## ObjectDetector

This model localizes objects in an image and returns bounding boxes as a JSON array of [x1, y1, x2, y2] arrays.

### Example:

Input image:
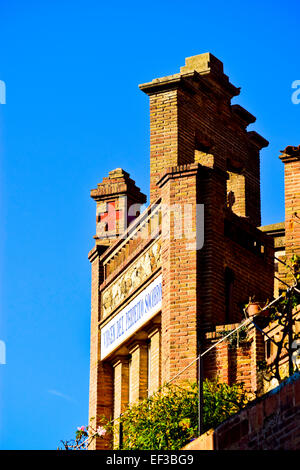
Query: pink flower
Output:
[[77, 425, 85, 432], [97, 426, 106, 437]]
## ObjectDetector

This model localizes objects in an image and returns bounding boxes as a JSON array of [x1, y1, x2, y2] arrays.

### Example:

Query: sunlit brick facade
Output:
[[88, 53, 279, 449]]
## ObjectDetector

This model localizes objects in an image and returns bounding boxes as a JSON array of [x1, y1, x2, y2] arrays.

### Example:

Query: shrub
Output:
[[109, 379, 250, 450]]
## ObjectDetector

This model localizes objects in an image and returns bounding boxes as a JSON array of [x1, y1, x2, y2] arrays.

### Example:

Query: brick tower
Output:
[[139, 53, 273, 332], [88, 53, 274, 449], [280, 146, 300, 260], [277, 145, 300, 287]]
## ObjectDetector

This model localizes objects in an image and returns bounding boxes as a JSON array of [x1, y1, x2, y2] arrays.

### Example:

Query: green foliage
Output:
[[218, 326, 249, 348], [107, 380, 250, 450]]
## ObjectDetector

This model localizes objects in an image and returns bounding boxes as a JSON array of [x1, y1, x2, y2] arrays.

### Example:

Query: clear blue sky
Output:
[[0, 0, 299, 450]]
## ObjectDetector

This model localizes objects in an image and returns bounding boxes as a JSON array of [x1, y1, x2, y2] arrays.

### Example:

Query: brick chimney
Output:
[[140, 52, 268, 226], [90, 168, 146, 246], [280, 145, 300, 261]]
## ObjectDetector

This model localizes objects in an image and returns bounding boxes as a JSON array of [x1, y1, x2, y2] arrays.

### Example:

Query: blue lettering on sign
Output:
[[126, 299, 145, 331], [145, 284, 162, 313], [116, 316, 124, 339], [103, 324, 116, 349], [102, 278, 162, 356]]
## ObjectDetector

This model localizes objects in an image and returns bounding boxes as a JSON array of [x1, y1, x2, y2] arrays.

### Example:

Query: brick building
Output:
[[261, 145, 300, 295], [86, 53, 289, 449]]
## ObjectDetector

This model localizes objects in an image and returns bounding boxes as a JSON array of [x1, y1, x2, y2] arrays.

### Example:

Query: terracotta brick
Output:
[[212, 374, 300, 450], [88, 53, 277, 449], [128, 342, 148, 404]]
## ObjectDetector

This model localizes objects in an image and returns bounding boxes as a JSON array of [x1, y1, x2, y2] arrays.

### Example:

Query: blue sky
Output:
[[0, 0, 299, 450]]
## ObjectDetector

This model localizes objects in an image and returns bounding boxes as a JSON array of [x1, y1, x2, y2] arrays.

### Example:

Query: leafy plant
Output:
[[218, 326, 249, 349], [107, 380, 250, 450], [61, 380, 250, 451]]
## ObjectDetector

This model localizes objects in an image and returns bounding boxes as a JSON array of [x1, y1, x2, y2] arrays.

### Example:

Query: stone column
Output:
[[112, 356, 129, 448], [148, 327, 161, 395], [128, 342, 148, 404]]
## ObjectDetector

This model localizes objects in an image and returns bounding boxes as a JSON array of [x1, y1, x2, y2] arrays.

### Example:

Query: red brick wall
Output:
[[197, 172, 274, 329], [203, 323, 265, 394], [148, 91, 180, 202], [158, 164, 199, 383], [284, 158, 300, 260], [278, 148, 300, 287], [88, 246, 114, 449], [141, 55, 273, 329], [223, 213, 274, 325], [216, 373, 300, 449], [88, 55, 276, 450], [184, 372, 300, 450]]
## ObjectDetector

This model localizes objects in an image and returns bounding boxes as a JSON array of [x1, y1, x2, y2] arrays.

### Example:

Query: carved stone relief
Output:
[[102, 239, 161, 318]]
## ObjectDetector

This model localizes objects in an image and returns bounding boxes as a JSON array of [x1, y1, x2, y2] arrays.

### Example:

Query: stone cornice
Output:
[[247, 131, 269, 150], [88, 244, 108, 263], [156, 163, 201, 188], [279, 145, 300, 164], [139, 53, 240, 100]]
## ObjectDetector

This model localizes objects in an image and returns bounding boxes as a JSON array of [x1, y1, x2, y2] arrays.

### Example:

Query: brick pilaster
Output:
[[280, 146, 300, 267], [88, 246, 113, 449], [112, 356, 129, 448], [128, 342, 148, 404], [158, 164, 200, 384], [148, 327, 161, 395]]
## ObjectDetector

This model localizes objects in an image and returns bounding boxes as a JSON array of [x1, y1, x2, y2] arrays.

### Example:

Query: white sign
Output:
[[101, 275, 162, 359]]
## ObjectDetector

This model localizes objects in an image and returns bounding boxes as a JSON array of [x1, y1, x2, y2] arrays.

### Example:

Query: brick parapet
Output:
[[183, 372, 300, 450], [99, 199, 161, 282], [140, 53, 268, 225]]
